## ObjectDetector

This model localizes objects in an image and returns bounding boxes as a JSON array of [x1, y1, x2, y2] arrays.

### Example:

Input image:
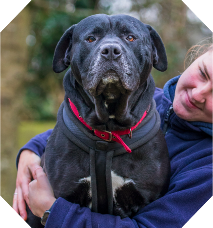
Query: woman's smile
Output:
[[185, 90, 201, 110]]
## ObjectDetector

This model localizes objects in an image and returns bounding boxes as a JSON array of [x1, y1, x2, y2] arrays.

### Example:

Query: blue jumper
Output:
[[17, 82, 212, 228]]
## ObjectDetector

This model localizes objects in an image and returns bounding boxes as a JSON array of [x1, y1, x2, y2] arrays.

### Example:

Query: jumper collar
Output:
[[68, 98, 149, 153]]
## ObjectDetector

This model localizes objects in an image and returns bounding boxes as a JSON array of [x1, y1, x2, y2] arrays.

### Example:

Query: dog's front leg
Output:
[[113, 182, 145, 218]]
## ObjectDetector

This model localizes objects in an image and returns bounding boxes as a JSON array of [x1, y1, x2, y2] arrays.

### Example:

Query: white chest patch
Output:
[[111, 171, 135, 196], [79, 176, 92, 208], [79, 176, 92, 195], [78, 171, 135, 208]]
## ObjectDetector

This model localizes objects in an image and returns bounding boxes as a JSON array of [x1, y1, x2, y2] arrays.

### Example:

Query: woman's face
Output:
[[173, 50, 212, 123]]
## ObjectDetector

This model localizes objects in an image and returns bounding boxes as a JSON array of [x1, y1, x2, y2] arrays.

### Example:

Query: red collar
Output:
[[68, 98, 148, 153]]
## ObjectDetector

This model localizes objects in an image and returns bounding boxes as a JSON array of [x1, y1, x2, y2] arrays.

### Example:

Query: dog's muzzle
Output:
[[95, 70, 126, 102]]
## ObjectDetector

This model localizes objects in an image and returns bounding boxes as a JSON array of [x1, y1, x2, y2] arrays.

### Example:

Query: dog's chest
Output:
[[79, 170, 135, 207], [44, 101, 169, 218]]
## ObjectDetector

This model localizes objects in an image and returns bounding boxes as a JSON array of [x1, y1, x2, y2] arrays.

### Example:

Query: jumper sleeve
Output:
[[153, 87, 164, 107], [16, 129, 53, 168], [45, 197, 135, 228]]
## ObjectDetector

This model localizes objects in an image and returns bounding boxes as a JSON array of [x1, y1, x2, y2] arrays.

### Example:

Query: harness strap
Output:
[[60, 100, 161, 215], [62, 99, 159, 154], [68, 98, 148, 153], [90, 146, 114, 214], [106, 150, 114, 214]]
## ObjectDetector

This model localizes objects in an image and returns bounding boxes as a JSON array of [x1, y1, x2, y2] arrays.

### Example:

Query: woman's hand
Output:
[[28, 166, 56, 218], [13, 150, 41, 220]]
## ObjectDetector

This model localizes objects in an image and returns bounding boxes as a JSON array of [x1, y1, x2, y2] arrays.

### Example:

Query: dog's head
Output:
[[52, 14, 167, 128]]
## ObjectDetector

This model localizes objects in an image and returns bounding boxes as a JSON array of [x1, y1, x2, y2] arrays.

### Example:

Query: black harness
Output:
[[57, 98, 161, 214]]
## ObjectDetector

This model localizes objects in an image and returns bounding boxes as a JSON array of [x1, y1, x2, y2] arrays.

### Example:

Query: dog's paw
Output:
[[63, 178, 92, 208], [113, 182, 145, 218]]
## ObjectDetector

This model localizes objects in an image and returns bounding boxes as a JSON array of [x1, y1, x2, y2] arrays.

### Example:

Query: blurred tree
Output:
[[21, 0, 105, 121], [1, 8, 30, 205]]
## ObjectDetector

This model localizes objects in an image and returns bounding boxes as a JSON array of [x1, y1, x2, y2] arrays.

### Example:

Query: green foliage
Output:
[[75, 0, 98, 9]]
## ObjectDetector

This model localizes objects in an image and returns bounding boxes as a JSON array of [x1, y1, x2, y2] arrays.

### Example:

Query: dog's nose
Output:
[[101, 44, 122, 60]]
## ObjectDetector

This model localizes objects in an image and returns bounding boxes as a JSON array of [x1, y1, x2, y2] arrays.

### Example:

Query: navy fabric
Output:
[[190, 121, 212, 136], [16, 129, 53, 168], [17, 85, 212, 228], [163, 75, 180, 101]]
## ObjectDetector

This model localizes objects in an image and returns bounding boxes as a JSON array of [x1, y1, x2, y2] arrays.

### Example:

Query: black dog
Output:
[[27, 14, 170, 227]]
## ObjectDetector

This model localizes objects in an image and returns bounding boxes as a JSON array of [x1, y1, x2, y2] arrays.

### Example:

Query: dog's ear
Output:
[[53, 25, 76, 73], [145, 25, 167, 72]]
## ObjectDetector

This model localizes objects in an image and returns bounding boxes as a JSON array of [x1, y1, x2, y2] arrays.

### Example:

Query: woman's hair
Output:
[[184, 37, 213, 70]]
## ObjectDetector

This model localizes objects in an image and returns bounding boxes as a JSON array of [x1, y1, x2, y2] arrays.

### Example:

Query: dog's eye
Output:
[[126, 35, 135, 42], [87, 36, 96, 43]]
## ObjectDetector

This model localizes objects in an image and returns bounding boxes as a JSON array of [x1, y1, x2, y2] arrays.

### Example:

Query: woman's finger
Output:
[[12, 189, 19, 214], [32, 165, 44, 180], [21, 178, 30, 206], [17, 186, 27, 221]]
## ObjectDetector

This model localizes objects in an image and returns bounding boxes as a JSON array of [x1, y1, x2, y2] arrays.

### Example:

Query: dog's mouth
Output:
[[90, 70, 126, 102], [87, 69, 132, 122]]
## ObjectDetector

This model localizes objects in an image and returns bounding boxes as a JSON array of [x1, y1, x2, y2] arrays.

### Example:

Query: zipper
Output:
[[162, 105, 174, 135]]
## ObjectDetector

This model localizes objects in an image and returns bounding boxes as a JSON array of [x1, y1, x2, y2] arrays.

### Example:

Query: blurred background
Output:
[[1, 0, 212, 205]]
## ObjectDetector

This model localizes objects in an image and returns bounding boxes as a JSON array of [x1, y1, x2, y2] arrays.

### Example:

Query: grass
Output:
[[18, 121, 56, 148]]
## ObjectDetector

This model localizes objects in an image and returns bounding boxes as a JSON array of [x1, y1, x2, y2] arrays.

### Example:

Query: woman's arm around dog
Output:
[[13, 130, 52, 220], [28, 155, 212, 228]]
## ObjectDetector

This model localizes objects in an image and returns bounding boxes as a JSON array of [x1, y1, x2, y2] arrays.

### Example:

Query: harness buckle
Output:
[[103, 130, 112, 142]]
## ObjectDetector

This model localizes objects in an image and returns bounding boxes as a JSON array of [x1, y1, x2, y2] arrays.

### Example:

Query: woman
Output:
[[13, 42, 212, 228]]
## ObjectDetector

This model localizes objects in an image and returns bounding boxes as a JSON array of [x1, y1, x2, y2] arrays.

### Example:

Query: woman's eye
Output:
[[126, 35, 135, 42], [87, 36, 96, 43], [199, 67, 207, 80]]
